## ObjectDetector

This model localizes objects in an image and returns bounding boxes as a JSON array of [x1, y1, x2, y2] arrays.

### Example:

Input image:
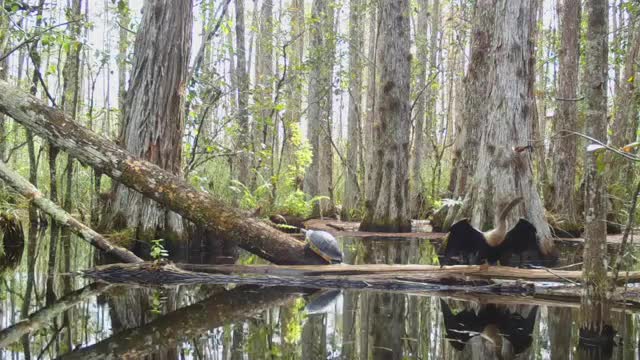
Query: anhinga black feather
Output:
[[441, 197, 544, 266]]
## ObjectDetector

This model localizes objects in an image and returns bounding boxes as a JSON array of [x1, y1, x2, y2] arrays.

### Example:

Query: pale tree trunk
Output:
[[117, 0, 130, 124], [410, 0, 429, 218], [0, 0, 8, 162], [251, 0, 273, 187], [363, 2, 378, 200], [60, 0, 83, 348], [425, 0, 439, 156], [111, 0, 192, 239], [359, 0, 411, 232], [281, 0, 304, 179], [342, 0, 364, 220], [457, 0, 554, 255], [550, 0, 581, 228], [581, 0, 610, 334], [446, 0, 496, 228], [304, 0, 336, 217], [609, 14, 640, 188], [234, 0, 250, 185]]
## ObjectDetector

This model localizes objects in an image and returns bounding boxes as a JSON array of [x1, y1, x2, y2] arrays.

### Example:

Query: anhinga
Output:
[[441, 197, 543, 266]]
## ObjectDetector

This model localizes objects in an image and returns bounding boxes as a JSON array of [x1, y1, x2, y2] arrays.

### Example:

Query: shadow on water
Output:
[[2, 228, 640, 359]]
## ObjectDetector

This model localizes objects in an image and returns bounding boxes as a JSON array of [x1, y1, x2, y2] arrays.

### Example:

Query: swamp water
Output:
[[1, 227, 640, 359]]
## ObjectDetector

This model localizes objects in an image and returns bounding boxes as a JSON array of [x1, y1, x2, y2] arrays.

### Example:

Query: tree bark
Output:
[[343, 0, 364, 220], [581, 0, 610, 334], [251, 0, 274, 187], [410, 0, 429, 217], [609, 13, 640, 188], [304, 0, 336, 217], [551, 0, 581, 227], [0, 79, 326, 265], [359, 0, 411, 232], [447, 0, 496, 229], [453, 1, 554, 256], [110, 0, 192, 239], [116, 0, 131, 125], [234, 0, 250, 185]]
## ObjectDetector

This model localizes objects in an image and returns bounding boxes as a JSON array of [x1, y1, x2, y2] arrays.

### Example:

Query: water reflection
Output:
[[2, 229, 640, 359]]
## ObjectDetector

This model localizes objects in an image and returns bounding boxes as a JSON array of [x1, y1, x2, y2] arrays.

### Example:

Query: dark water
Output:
[[1, 227, 640, 359]]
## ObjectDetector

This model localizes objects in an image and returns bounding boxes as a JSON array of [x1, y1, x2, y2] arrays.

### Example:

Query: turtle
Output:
[[301, 229, 343, 264]]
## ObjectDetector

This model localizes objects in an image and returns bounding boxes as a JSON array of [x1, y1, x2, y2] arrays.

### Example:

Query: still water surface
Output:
[[1, 227, 640, 359]]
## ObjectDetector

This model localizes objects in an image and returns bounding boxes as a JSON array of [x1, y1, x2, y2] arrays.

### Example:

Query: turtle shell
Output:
[[306, 230, 343, 263]]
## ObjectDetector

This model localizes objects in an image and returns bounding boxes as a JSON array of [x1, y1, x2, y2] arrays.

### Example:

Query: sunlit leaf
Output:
[[586, 144, 606, 153]]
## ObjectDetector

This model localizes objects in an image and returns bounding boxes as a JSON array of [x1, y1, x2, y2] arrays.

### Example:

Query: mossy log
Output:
[[0, 80, 324, 265], [0, 160, 143, 263]]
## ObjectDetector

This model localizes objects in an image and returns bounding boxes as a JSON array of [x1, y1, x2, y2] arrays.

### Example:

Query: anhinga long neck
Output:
[[483, 197, 523, 247]]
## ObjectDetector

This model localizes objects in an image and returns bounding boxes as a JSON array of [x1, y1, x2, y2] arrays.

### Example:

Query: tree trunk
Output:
[[110, 0, 192, 239], [0, 0, 8, 162], [363, 3, 379, 200], [304, 0, 336, 217], [359, 0, 411, 232], [446, 0, 496, 229], [581, 0, 610, 334], [234, 0, 250, 185], [410, 0, 429, 217], [116, 0, 130, 124], [0, 79, 326, 265], [343, 0, 364, 220], [551, 0, 581, 228], [281, 0, 304, 180], [251, 0, 274, 187], [456, 0, 554, 255], [609, 14, 640, 188]]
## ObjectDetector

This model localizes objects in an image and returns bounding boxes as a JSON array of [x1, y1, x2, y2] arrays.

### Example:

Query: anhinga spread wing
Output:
[[494, 218, 540, 266], [441, 218, 541, 266], [442, 219, 489, 266]]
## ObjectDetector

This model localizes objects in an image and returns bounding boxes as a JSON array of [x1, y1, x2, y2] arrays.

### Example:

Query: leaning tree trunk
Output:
[[0, 79, 326, 265], [581, 0, 610, 335], [456, 0, 554, 255], [550, 0, 581, 229], [446, 0, 497, 229], [110, 0, 192, 239], [342, 0, 364, 220], [304, 0, 336, 217], [359, 0, 411, 232]]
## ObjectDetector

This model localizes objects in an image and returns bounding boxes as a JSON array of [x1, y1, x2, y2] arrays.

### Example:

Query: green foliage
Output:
[[230, 173, 274, 211], [277, 190, 328, 218], [150, 238, 169, 261]]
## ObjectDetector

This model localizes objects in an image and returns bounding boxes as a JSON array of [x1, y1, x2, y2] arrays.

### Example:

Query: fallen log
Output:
[[58, 285, 301, 360], [175, 263, 640, 285], [0, 80, 324, 265], [0, 160, 143, 263], [0, 282, 111, 348], [81, 263, 640, 308]]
